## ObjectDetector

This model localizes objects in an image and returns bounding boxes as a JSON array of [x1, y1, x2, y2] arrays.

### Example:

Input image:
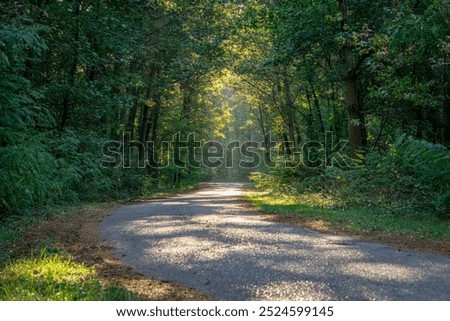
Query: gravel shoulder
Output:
[[99, 183, 450, 300]]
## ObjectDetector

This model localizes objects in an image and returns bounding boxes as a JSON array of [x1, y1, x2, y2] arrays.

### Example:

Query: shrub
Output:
[[250, 136, 450, 218]]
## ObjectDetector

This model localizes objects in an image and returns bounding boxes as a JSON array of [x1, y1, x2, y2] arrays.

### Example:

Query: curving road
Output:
[[99, 183, 450, 300]]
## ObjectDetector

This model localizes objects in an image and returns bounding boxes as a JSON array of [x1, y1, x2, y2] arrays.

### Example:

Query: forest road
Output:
[[99, 183, 450, 300]]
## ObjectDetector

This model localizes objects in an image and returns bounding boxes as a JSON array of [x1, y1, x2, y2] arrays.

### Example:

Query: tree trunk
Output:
[[147, 101, 160, 179], [60, 1, 80, 130], [282, 72, 296, 155], [126, 61, 140, 140], [180, 81, 195, 123], [338, 0, 366, 157], [257, 105, 272, 164], [444, 82, 450, 147], [344, 73, 364, 155], [127, 98, 139, 140], [139, 86, 152, 143], [309, 80, 325, 137]]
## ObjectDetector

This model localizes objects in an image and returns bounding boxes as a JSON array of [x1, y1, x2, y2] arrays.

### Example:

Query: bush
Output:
[[250, 136, 450, 218], [0, 137, 57, 215], [0, 128, 149, 217]]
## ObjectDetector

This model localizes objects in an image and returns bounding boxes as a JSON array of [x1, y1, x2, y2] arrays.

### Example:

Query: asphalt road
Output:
[[99, 183, 450, 300]]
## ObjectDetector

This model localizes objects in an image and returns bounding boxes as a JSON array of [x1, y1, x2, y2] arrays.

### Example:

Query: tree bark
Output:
[[337, 0, 366, 157], [147, 96, 160, 178], [60, 1, 80, 130], [257, 105, 272, 164], [282, 72, 296, 155], [139, 85, 153, 144], [126, 61, 140, 140], [309, 80, 325, 137]]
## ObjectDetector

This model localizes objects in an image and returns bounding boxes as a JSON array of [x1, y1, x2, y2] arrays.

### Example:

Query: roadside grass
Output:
[[0, 249, 140, 300], [0, 203, 104, 264], [0, 183, 200, 264], [0, 203, 140, 300], [0, 184, 201, 300], [245, 190, 450, 241]]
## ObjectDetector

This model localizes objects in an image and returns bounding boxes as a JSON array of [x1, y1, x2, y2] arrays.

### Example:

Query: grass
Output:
[[0, 183, 202, 300], [0, 183, 200, 264], [0, 249, 140, 300], [245, 190, 450, 241], [0, 203, 140, 300], [0, 203, 104, 264]]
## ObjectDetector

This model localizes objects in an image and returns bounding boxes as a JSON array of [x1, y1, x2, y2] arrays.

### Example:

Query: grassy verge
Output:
[[0, 203, 97, 264], [0, 249, 140, 300], [0, 183, 200, 300], [0, 203, 141, 301], [0, 183, 200, 263], [245, 190, 450, 241]]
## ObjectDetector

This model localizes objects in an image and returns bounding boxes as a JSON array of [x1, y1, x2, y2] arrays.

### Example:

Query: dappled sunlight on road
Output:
[[341, 263, 424, 282], [252, 280, 335, 301], [150, 236, 230, 262], [160, 201, 190, 205], [100, 183, 450, 300]]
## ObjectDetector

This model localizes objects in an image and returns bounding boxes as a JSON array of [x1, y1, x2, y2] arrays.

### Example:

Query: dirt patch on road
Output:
[[18, 205, 209, 301]]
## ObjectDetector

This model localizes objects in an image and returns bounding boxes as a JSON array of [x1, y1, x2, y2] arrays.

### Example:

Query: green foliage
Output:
[[0, 136, 58, 213], [245, 191, 450, 240], [249, 165, 299, 194], [251, 136, 450, 219], [388, 136, 450, 215], [329, 136, 450, 217], [0, 127, 150, 216], [0, 249, 140, 300], [0, 19, 50, 137], [0, 20, 64, 212], [391, 136, 450, 192], [0, 17, 55, 216], [1, 0, 449, 224]]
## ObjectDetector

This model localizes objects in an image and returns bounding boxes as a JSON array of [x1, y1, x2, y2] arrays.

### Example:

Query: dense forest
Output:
[[1, 0, 449, 220]]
